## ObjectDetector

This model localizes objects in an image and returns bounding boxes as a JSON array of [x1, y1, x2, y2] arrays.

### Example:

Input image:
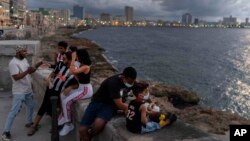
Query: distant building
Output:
[[182, 13, 192, 25], [0, 0, 10, 26], [100, 13, 111, 26], [57, 9, 70, 26], [222, 15, 237, 27], [10, 0, 26, 25], [246, 18, 249, 26], [100, 13, 111, 22], [194, 18, 199, 25], [113, 15, 124, 21], [112, 15, 124, 26], [29, 10, 44, 34], [125, 6, 133, 23], [73, 5, 84, 19]]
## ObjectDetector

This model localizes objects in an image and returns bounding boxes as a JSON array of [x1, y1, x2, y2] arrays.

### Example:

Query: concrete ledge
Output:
[[32, 68, 52, 98], [73, 99, 221, 141]]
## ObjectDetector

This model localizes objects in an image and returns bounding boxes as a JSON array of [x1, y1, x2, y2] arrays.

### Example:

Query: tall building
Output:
[[125, 6, 133, 23], [246, 18, 249, 26], [57, 9, 70, 26], [100, 13, 111, 22], [222, 15, 237, 27], [182, 13, 192, 25], [0, 0, 10, 26], [194, 18, 199, 25], [73, 5, 84, 19], [10, 0, 26, 25]]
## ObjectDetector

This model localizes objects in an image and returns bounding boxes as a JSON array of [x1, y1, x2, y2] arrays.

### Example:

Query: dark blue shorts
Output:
[[80, 101, 114, 126]]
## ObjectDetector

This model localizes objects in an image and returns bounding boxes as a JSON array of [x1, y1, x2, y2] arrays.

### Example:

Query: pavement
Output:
[[0, 91, 75, 141]]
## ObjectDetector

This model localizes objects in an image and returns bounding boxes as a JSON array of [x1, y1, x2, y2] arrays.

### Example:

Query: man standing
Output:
[[79, 67, 137, 141], [1, 46, 42, 141]]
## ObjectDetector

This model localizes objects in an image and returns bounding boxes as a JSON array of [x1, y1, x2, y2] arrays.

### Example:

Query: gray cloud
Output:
[[27, 0, 250, 21], [154, 0, 250, 21]]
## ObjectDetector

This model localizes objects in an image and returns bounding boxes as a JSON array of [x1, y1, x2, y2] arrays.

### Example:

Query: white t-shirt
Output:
[[9, 57, 32, 95]]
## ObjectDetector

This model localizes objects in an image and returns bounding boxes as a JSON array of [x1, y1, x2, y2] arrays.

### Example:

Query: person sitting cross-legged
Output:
[[126, 82, 177, 134]]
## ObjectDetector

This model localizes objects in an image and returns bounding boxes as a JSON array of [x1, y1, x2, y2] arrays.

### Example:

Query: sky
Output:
[[26, 0, 250, 22]]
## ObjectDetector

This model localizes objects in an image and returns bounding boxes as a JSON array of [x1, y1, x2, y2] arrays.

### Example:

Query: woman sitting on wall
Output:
[[58, 48, 93, 136]]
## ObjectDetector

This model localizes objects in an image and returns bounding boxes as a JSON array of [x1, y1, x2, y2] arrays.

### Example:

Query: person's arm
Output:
[[12, 67, 33, 80], [113, 98, 128, 111], [9, 62, 33, 81], [34, 61, 43, 69], [49, 72, 55, 79], [140, 104, 148, 124], [69, 52, 90, 75], [70, 65, 90, 75]]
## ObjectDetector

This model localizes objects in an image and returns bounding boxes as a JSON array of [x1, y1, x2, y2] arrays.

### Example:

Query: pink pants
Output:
[[60, 83, 93, 123]]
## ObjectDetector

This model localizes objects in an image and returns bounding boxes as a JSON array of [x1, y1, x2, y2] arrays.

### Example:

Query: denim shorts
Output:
[[80, 101, 114, 126], [141, 121, 160, 134]]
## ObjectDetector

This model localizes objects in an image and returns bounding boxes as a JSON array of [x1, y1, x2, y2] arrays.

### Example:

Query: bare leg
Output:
[[79, 118, 106, 141], [79, 126, 91, 141], [91, 118, 107, 136], [32, 115, 42, 127]]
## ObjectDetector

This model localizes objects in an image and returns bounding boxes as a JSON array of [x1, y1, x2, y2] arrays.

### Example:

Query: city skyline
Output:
[[26, 0, 250, 22]]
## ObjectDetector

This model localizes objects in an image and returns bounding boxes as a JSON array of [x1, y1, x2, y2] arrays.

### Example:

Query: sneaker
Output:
[[59, 124, 74, 136], [25, 122, 34, 128], [27, 125, 39, 136], [2, 132, 11, 141], [58, 116, 67, 126]]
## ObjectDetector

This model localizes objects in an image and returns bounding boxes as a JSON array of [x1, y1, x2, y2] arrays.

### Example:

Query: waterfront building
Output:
[[68, 17, 82, 27], [57, 9, 70, 26], [194, 18, 199, 25], [0, 0, 10, 26], [125, 6, 133, 25], [112, 15, 124, 26], [100, 13, 111, 25], [10, 0, 26, 25], [29, 10, 44, 34], [246, 18, 249, 26], [73, 5, 84, 19], [222, 15, 237, 27], [182, 13, 192, 26]]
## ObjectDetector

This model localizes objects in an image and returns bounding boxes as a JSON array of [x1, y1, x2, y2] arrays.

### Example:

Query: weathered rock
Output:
[[149, 83, 200, 108]]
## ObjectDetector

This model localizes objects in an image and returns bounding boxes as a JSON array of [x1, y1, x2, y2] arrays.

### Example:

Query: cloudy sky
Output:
[[27, 0, 250, 22]]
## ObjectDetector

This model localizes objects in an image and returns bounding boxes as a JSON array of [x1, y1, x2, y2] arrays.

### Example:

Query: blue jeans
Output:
[[3, 93, 34, 132], [141, 120, 160, 134]]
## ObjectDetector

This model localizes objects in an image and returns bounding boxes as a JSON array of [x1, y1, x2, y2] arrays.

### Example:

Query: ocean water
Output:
[[77, 27, 250, 119]]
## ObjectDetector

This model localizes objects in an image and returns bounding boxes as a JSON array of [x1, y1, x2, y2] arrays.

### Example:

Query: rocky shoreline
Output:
[[39, 27, 250, 137]]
